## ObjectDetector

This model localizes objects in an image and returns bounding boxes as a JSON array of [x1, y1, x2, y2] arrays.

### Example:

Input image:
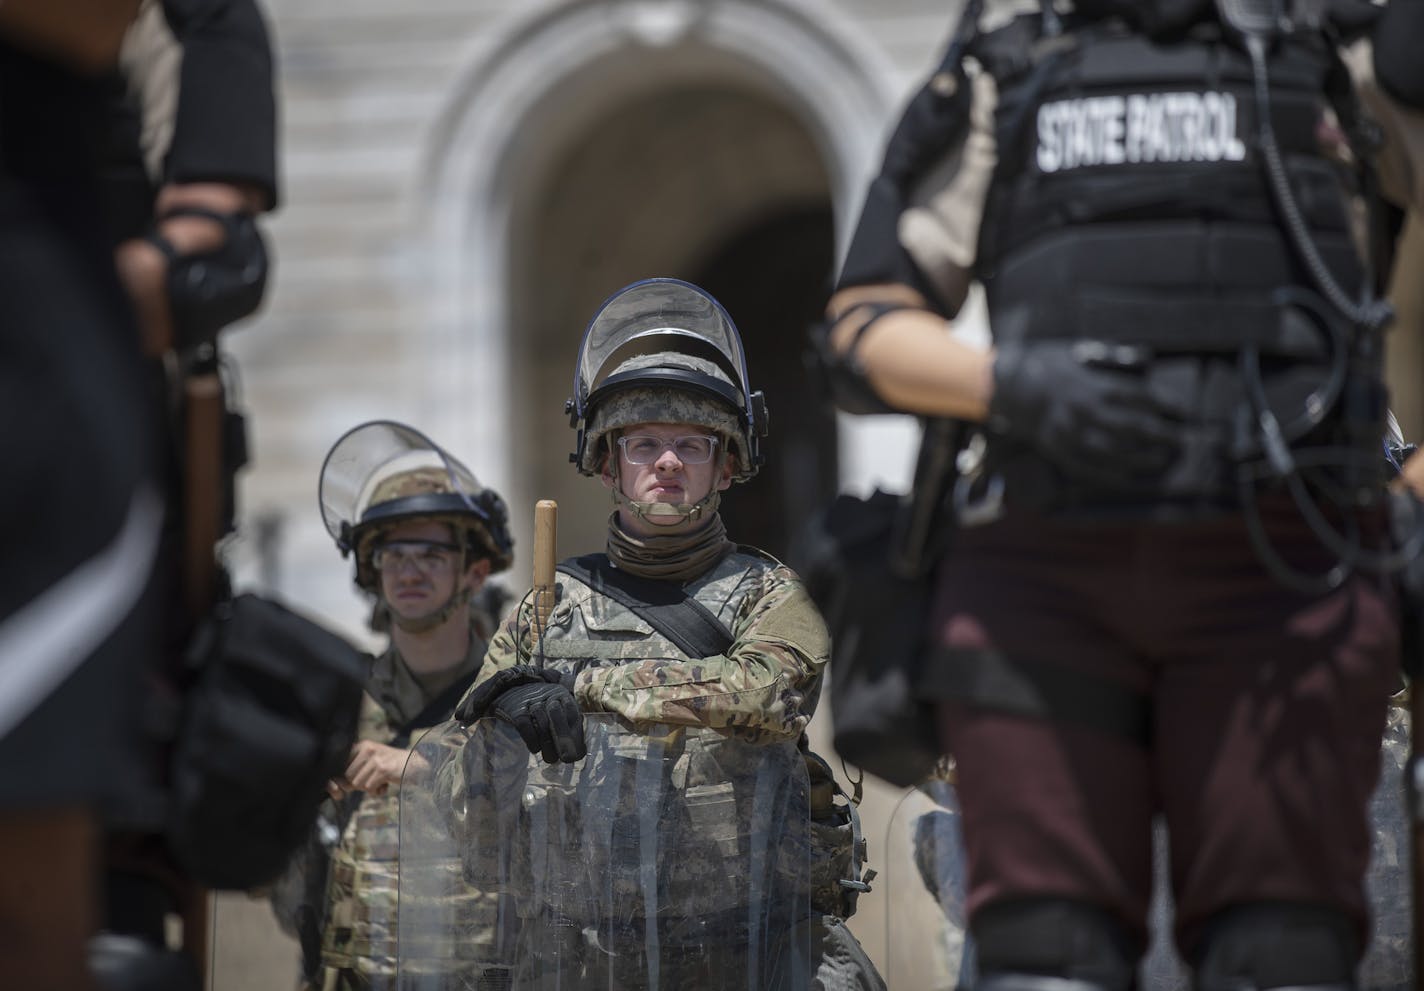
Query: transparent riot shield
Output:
[[319, 419, 496, 550], [1141, 822, 1190, 990], [394, 718, 527, 990], [884, 778, 971, 991], [399, 713, 813, 991], [1359, 702, 1410, 991]]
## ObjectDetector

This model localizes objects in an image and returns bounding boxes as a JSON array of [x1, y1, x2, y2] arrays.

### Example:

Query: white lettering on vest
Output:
[[1037, 91, 1247, 173]]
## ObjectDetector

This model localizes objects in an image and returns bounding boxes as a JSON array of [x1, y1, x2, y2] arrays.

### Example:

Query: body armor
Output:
[[504, 545, 861, 907], [312, 646, 507, 988], [968, 13, 1387, 514], [533, 548, 818, 744]]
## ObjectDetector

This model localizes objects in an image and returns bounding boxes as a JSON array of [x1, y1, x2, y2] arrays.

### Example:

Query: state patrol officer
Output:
[[818, 1, 1424, 988]]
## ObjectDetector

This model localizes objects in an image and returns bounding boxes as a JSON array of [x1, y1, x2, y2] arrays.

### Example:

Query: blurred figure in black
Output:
[[817, 0, 1424, 988], [1, 9, 157, 989], [100, 2, 279, 989], [0, 1, 277, 988]]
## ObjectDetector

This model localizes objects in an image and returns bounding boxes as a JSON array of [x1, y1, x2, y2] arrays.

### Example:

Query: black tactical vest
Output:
[[967, 14, 1386, 515]]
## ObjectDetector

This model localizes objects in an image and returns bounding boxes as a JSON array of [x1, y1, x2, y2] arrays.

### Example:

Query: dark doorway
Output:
[[512, 84, 833, 562], [691, 204, 838, 565]]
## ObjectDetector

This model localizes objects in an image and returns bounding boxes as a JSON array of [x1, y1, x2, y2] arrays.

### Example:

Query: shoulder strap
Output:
[[1320, 40, 1394, 294], [557, 554, 735, 659], [392, 667, 481, 747], [973, 16, 1078, 275]]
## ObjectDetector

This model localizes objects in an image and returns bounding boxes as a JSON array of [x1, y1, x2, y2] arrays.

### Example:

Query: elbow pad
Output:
[[148, 207, 269, 351], [809, 304, 918, 416]]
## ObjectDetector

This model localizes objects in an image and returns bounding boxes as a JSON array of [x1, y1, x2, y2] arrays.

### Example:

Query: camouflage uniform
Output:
[[478, 548, 826, 742], [458, 546, 885, 989], [275, 629, 505, 991]]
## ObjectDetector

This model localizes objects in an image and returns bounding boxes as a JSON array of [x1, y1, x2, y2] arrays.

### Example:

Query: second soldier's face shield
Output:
[[318, 420, 490, 557]]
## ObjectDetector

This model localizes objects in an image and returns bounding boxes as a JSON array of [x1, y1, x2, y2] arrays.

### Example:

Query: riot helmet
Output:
[[567, 278, 768, 485], [319, 421, 513, 630]]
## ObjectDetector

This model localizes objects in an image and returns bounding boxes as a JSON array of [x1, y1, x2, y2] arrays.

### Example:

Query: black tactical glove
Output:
[[147, 207, 269, 353], [455, 665, 585, 764], [988, 340, 1182, 483]]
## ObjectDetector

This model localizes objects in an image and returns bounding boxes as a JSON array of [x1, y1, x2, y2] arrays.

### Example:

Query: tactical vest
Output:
[[967, 13, 1387, 513], [321, 691, 507, 983], [531, 549, 858, 921]]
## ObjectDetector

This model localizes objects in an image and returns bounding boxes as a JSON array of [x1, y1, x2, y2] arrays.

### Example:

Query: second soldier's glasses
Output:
[[373, 540, 461, 576], [617, 434, 719, 465]]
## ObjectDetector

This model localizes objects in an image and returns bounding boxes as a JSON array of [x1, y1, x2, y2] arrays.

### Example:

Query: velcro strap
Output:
[[156, 204, 241, 226], [391, 668, 479, 747], [839, 301, 922, 364], [144, 206, 243, 262], [921, 647, 1151, 747]]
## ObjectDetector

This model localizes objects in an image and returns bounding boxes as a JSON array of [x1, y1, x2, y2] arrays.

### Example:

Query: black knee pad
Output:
[[1192, 903, 1359, 991], [971, 898, 1139, 991]]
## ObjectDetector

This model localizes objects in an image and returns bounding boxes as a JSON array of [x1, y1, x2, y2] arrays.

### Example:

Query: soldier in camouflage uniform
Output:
[[271, 421, 516, 991], [451, 279, 885, 989]]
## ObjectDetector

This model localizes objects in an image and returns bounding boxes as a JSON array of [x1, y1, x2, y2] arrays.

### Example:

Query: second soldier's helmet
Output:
[[566, 278, 768, 482], [318, 420, 514, 590]]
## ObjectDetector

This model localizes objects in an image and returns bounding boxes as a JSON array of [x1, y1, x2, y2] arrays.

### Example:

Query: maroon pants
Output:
[[929, 505, 1399, 963]]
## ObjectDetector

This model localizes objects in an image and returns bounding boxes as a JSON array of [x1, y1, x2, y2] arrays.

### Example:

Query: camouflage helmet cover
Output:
[[353, 463, 514, 585]]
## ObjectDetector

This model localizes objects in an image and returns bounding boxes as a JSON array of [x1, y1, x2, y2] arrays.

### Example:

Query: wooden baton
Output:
[[530, 500, 557, 645]]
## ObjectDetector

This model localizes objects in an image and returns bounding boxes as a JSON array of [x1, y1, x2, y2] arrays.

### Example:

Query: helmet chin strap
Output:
[[383, 584, 472, 634], [611, 486, 722, 527]]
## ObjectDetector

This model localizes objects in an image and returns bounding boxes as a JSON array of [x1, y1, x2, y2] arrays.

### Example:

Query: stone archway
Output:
[[417, 0, 898, 556], [417, 5, 916, 975], [509, 84, 836, 558]]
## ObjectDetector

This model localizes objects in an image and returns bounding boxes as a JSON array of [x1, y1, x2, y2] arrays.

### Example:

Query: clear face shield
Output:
[[572, 278, 752, 416], [318, 420, 492, 558]]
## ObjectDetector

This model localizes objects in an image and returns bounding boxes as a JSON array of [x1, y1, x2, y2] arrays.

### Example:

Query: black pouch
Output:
[[802, 420, 962, 788], [803, 491, 941, 787], [803, 749, 875, 919], [168, 593, 366, 889]]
